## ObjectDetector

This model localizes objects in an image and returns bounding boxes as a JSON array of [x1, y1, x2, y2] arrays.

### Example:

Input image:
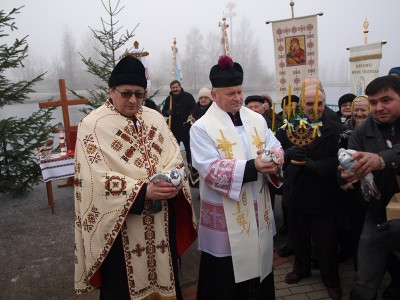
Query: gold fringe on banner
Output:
[[349, 54, 382, 62]]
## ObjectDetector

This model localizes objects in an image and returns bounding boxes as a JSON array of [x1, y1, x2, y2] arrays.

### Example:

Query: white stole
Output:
[[202, 104, 274, 283]]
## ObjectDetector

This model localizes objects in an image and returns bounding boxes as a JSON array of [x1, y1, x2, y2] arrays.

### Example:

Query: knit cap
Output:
[[108, 56, 147, 88]]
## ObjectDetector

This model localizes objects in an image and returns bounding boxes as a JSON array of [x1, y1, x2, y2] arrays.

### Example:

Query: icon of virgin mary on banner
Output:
[[286, 36, 306, 66], [271, 15, 319, 99]]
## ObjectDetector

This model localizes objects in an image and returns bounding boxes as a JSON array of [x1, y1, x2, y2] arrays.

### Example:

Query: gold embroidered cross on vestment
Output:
[[216, 129, 237, 159], [252, 127, 265, 150]]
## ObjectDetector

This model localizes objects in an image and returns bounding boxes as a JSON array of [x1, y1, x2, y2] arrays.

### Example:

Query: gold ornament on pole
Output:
[[290, 1, 295, 18], [219, 17, 230, 56], [171, 38, 177, 81], [363, 18, 369, 45]]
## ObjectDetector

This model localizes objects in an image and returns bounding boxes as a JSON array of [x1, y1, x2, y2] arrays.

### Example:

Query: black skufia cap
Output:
[[108, 56, 147, 88], [209, 56, 243, 88]]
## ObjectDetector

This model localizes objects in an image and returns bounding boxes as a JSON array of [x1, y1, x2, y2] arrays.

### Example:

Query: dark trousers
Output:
[[350, 216, 400, 300], [100, 201, 183, 300], [197, 252, 275, 300], [284, 205, 295, 249], [290, 209, 340, 287], [176, 135, 191, 166]]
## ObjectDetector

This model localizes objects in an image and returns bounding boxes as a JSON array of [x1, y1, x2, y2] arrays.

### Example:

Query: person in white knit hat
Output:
[[197, 87, 212, 106]]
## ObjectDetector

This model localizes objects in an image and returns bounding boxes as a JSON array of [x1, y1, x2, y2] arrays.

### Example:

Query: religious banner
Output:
[[271, 15, 319, 99], [172, 38, 183, 81], [173, 50, 182, 81], [348, 42, 382, 95]]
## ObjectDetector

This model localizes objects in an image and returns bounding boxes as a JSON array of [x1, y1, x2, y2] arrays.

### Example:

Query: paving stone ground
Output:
[[0, 181, 392, 299]]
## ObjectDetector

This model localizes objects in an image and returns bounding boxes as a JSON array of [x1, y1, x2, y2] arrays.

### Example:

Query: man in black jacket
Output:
[[340, 75, 400, 300], [162, 80, 196, 165], [277, 85, 343, 300]]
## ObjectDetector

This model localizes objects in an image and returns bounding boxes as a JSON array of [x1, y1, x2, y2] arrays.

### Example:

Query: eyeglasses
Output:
[[114, 88, 146, 100]]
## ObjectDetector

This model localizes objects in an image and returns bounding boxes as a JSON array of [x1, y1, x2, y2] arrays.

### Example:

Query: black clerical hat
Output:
[[209, 56, 243, 88], [245, 95, 264, 106], [108, 56, 147, 88]]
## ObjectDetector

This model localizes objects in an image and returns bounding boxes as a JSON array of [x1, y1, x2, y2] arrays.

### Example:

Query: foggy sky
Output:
[[3, 0, 400, 80]]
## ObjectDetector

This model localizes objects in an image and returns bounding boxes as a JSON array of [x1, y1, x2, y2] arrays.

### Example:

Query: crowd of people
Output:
[[73, 54, 400, 300]]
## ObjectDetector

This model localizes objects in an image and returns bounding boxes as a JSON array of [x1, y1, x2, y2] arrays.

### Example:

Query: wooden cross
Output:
[[39, 79, 89, 151]]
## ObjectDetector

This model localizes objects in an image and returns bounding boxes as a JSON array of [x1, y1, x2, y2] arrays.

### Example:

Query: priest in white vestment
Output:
[[190, 55, 284, 299]]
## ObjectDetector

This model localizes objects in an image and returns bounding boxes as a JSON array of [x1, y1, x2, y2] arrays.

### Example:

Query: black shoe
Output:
[[284, 271, 311, 284], [382, 280, 400, 300], [277, 246, 294, 257], [327, 287, 342, 300], [310, 258, 319, 269]]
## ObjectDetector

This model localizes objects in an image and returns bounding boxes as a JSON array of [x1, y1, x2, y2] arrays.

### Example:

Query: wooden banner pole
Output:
[[168, 95, 172, 128]]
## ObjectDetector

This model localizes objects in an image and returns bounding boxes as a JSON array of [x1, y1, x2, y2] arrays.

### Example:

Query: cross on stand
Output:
[[125, 41, 152, 90], [39, 79, 89, 150], [125, 40, 149, 59], [38, 79, 89, 213]]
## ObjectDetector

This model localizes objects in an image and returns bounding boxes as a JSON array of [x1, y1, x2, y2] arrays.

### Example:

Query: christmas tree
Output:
[[0, 6, 54, 197], [77, 0, 138, 111]]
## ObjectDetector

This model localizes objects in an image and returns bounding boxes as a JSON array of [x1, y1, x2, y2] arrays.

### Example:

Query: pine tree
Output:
[[0, 7, 54, 197], [77, 0, 138, 111]]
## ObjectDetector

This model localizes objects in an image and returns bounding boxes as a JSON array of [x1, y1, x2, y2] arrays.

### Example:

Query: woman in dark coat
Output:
[[184, 87, 213, 187]]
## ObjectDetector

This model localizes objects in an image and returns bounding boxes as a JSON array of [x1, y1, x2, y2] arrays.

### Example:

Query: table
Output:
[[39, 153, 75, 214]]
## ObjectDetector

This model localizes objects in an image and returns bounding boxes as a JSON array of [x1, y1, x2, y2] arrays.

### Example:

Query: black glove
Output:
[[165, 109, 173, 116], [285, 146, 307, 161], [338, 129, 353, 144]]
